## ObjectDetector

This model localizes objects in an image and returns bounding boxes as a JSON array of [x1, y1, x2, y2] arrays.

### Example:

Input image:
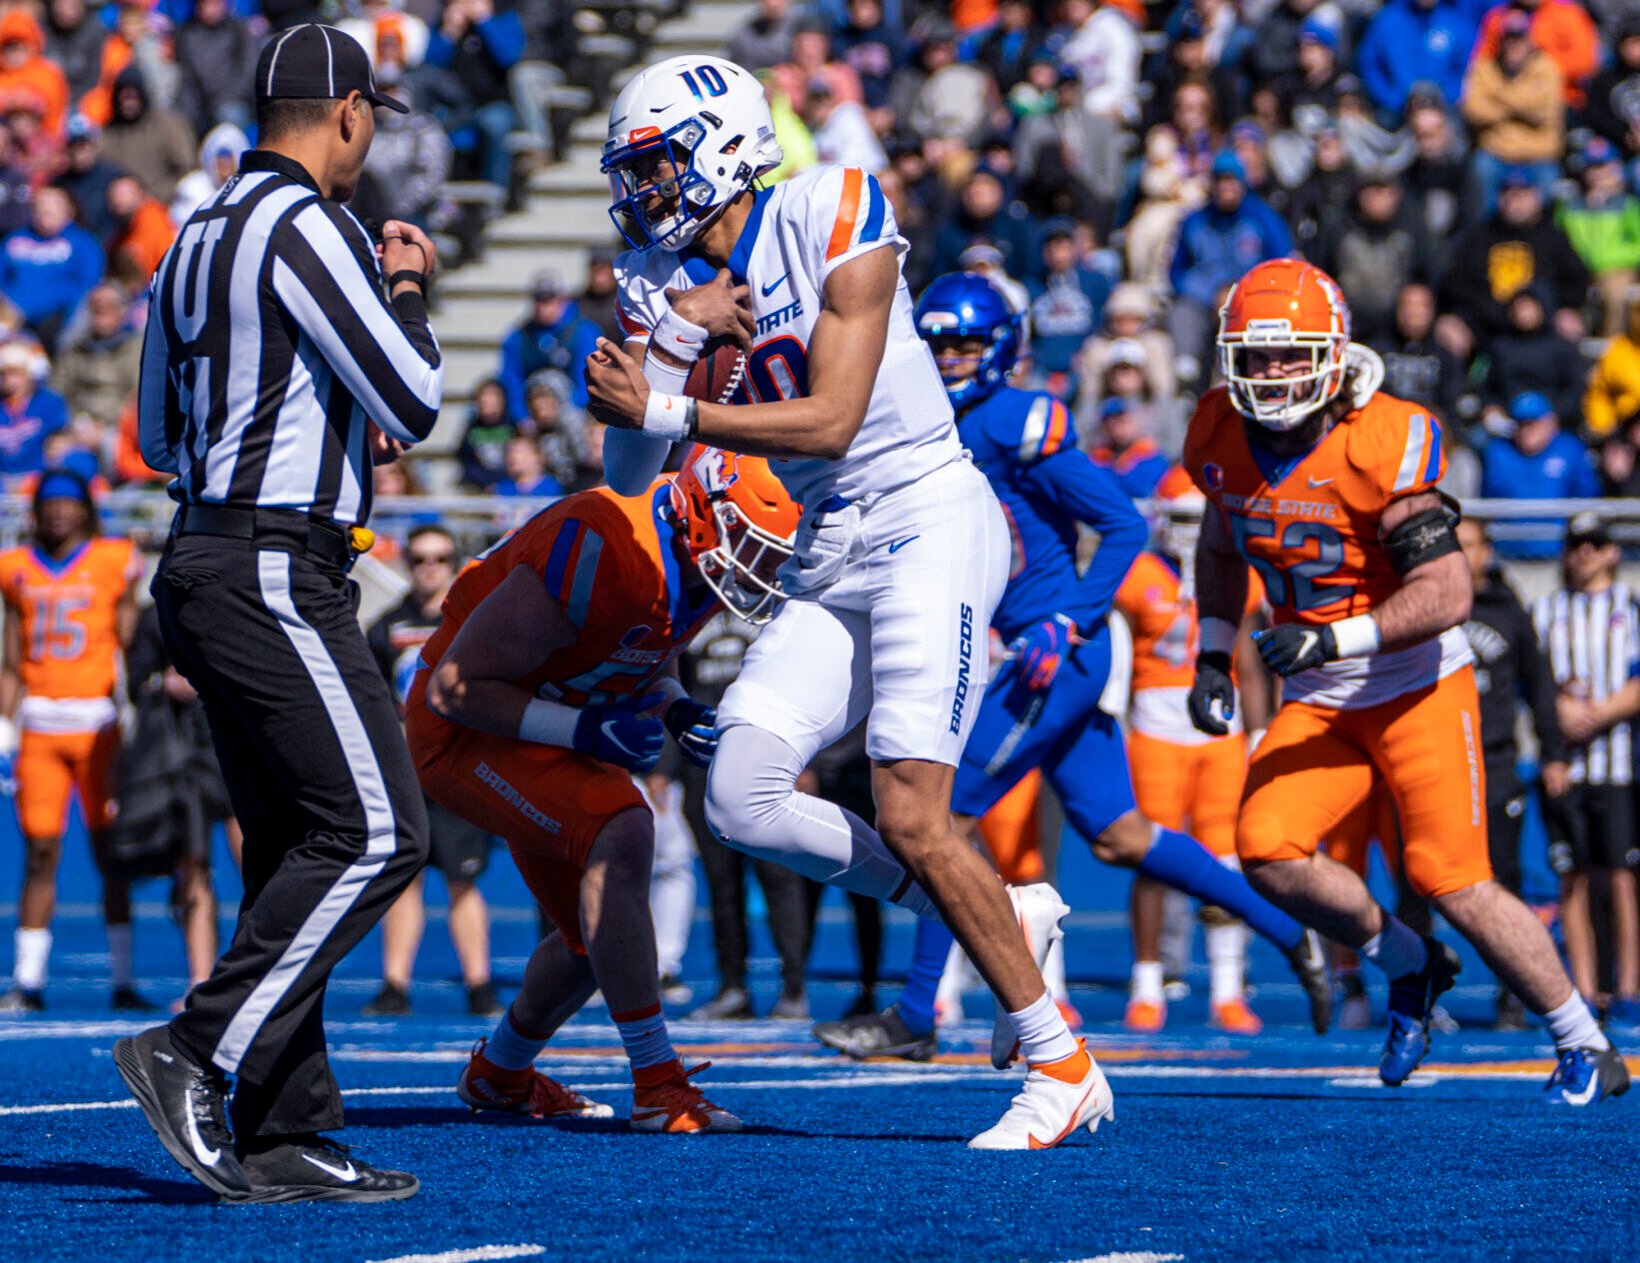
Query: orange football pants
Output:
[[1238, 667, 1490, 898], [407, 677, 644, 955], [1128, 729, 1247, 859], [1326, 785, 1402, 879], [976, 768, 1044, 885], [17, 725, 118, 839]]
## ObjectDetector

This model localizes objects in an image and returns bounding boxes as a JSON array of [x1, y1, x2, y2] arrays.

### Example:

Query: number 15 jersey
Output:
[[1183, 384, 1471, 711], [613, 164, 960, 511]]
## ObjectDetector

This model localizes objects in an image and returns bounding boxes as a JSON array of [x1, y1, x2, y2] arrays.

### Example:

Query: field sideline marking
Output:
[[1063, 1253, 1185, 1263], [365, 1245, 545, 1263]]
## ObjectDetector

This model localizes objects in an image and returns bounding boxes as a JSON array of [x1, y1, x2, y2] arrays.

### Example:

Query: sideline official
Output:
[[117, 24, 442, 1204]]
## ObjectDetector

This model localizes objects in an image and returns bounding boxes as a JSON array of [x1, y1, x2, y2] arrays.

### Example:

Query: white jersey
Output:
[[613, 164, 961, 510]]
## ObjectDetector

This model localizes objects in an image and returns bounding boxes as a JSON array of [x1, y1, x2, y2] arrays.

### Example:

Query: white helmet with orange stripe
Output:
[[602, 56, 783, 252], [1152, 464, 1204, 569]]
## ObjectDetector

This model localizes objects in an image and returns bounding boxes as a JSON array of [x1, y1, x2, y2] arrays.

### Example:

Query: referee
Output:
[[115, 25, 441, 1204]]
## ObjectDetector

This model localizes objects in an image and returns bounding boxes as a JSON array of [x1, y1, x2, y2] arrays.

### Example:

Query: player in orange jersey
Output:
[[0, 469, 141, 1011], [1185, 258, 1626, 1103], [1118, 466, 1273, 1033], [409, 447, 798, 1133]]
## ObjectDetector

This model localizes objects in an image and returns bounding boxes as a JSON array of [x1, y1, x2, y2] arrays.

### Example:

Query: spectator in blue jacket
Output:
[[1166, 149, 1293, 386], [498, 269, 603, 419], [425, 0, 526, 188], [1480, 390, 1602, 558], [0, 185, 103, 352], [1026, 218, 1114, 399], [1357, 0, 1479, 123], [0, 341, 67, 483]]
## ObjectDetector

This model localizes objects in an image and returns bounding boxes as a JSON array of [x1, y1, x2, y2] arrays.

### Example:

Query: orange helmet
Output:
[[1152, 464, 1204, 562], [673, 445, 800, 624], [1217, 258, 1351, 431]]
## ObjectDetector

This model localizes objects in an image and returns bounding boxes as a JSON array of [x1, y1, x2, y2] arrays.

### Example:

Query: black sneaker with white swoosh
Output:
[[113, 1024, 251, 1199], [236, 1134, 419, 1203]]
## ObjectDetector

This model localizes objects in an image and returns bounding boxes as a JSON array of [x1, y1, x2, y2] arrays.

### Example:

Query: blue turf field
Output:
[[2, 812, 1637, 1263]]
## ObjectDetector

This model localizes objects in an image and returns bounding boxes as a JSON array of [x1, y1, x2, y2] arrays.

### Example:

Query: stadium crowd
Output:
[[5, 0, 1640, 1030]]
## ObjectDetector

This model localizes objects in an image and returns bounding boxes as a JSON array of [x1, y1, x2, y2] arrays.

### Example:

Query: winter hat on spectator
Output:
[[1228, 121, 1265, 148], [65, 112, 97, 143], [1040, 217, 1077, 244], [1334, 73, 1365, 102], [1579, 136, 1620, 171], [1565, 511, 1612, 548], [1298, 17, 1339, 49], [1509, 391, 1554, 423], [958, 242, 1006, 269], [1106, 338, 1149, 368], [531, 269, 565, 299], [1105, 284, 1156, 322], [1210, 149, 1246, 182], [525, 369, 573, 404], [1177, 7, 1207, 41], [1500, 164, 1536, 192], [0, 342, 31, 373], [1406, 80, 1448, 111]]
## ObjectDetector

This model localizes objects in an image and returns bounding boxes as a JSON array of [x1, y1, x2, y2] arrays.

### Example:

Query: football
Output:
[[685, 338, 747, 404]]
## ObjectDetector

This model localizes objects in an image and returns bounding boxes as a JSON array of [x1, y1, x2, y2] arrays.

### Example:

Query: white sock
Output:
[[13, 927, 49, 991], [1361, 916, 1427, 980], [1131, 959, 1165, 1003], [1007, 990, 1079, 1065], [1545, 989, 1610, 1053], [107, 923, 133, 989], [1205, 922, 1246, 1005]]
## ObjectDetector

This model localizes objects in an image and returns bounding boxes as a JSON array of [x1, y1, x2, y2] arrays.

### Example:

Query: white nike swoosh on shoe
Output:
[[180, 1097, 221, 1166], [301, 1153, 359, 1181], [1561, 1076, 1600, 1106]]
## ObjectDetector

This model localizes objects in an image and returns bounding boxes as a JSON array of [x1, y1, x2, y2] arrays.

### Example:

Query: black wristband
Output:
[[1197, 650, 1232, 674], [387, 269, 425, 290], [683, 396, 700, 441]]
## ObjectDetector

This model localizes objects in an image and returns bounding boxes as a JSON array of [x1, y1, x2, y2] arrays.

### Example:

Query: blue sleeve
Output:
[[499, 328, 528, 422], [476, 11, 525, 69], [1356, 12, 1397, 111], [424, 29, 456, 68], [1572, 447, 1602, 498], [36, 391, 67, 435], [1260, 200, 1293, 258], [1167, 221, 1190, 293], [1022, 450, 1148, 629], [569, 320, 601, 408]]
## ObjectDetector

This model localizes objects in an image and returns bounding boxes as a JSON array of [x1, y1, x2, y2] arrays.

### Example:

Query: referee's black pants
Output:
[[154, 535, 429, 1141]]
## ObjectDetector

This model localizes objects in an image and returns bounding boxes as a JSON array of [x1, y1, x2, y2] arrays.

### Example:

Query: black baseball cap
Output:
[[1565, 511, 1613, 548], [255, 24, 408, 113]]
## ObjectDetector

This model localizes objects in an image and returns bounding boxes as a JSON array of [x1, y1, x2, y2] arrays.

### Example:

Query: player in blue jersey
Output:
[[814, 273, 1333, 1068]]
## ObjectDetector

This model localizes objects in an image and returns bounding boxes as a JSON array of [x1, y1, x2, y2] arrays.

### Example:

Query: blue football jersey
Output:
[[957, 385, 1146, 642]]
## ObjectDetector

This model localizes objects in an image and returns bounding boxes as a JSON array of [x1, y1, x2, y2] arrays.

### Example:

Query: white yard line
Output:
[[366, 1245, 546, 1263]]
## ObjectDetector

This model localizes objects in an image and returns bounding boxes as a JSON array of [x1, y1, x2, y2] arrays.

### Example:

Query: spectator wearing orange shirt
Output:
[[1474, 0, 1599, 107], [0, 11, 69, 139], [103, 173, 175, 283]]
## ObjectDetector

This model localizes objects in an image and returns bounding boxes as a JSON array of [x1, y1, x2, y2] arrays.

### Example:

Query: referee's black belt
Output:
[[172, 502, 369, 570]]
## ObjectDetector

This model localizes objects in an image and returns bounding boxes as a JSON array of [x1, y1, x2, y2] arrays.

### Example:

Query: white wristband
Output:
[[519, 697, 580, 748], [1330, 613, 1381, 659], [642, 391, 696, 441], [0, 715, 17, 757], [642, 342, 693, 394], [1199, 617, 1238, 657], [652, 307, 709, 363]]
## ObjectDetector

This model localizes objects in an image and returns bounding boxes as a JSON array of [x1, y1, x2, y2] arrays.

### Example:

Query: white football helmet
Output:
[[602, 56, 783, 252]]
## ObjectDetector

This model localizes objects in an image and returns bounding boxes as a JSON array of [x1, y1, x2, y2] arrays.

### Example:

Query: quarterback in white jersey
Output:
[[585, 56, 1106, 1148]]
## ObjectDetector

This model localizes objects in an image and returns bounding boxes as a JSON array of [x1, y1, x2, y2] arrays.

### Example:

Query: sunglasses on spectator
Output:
[[409, 551, 455, 566]]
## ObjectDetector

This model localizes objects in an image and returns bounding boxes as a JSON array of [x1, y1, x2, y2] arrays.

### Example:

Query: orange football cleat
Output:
[[1055, 997, 1084, 1030], [1124, 997, 1166, 1033], [457, 1039, 614, 1119], [1210, 997, 1264, 1035], [630, 1059, 744, 1134]]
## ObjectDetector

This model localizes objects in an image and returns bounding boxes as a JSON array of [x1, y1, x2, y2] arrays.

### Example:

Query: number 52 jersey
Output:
[[1183, 384, 1471, 711], [613, 164, 960, 510]]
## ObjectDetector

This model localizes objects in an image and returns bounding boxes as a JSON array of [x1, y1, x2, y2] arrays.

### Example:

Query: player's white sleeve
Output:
[[605, 430, 672, 494], [804, 166, 907, 288]]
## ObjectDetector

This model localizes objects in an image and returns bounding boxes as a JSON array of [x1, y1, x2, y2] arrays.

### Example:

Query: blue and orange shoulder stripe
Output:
[[540, 515, 608, 629], [1388, 405, 1444, 494], [824, 167, 889, 263], [1014, 395, 1072, 465]]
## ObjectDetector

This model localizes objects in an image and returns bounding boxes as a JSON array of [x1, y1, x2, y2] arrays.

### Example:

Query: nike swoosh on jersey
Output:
[[1307, 476, 1334, 488], [760, 272, 790, 296], [301, 1153, 359, 1181], [887, 535, 919, 554]]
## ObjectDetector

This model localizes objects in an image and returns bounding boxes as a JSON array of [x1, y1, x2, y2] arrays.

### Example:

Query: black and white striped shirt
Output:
[[137, 151, 443, 527], [1533, 583, 1640, 786]]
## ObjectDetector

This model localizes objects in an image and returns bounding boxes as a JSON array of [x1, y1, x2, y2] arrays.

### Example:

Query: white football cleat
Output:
[[968, 1040, 1114, 1150], [991, 882, 1071, 1069]]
